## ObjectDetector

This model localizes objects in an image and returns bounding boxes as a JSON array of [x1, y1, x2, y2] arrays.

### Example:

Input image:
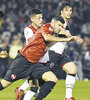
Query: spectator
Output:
[[9, 35, 23, 60], [0, 40, 9, 78]]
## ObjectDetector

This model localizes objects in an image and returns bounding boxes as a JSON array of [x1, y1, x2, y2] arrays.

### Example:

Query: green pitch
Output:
[[0, 79, 90, 100]]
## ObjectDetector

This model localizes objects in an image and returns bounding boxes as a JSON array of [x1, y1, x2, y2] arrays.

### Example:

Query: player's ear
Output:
[[30, 17, 34, 22]]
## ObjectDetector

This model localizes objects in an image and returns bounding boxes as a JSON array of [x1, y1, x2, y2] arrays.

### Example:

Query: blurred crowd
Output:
[[0, 0, 90, 80]]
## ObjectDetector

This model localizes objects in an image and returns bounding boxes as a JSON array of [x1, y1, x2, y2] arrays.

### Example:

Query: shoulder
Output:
[[42, 23, 53, 32], [24, 26, 32, 31], [43, 23, 53, 28], [24, 26, 33, 33]]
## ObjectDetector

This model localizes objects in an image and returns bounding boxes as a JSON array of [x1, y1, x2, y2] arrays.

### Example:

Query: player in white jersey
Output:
[[48, 1, 83, 100]]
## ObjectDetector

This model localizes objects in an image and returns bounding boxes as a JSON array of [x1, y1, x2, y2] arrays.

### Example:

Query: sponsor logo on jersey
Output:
[[49, 27, 53, 31]]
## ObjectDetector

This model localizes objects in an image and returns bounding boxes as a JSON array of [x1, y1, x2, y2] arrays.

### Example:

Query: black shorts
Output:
[[4, 53, 50, 82], [46, 51, 72, 79]]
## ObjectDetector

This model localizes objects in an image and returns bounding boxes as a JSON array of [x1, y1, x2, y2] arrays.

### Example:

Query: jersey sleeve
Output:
[[41, 23, 53, 36]]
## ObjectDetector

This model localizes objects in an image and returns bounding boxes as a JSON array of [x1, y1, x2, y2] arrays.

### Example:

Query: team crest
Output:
[[50, 63, 55, 68], [11, 74, 16, 80]]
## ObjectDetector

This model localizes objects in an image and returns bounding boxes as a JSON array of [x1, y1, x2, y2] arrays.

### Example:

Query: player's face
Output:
[[31, 14, 43, 28], [61, 6, 72, 20], [54, 20, 64, 33]]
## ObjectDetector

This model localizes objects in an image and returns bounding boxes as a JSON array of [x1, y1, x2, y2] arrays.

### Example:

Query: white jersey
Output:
[[49, 20, 68, 54], [24, 27, 34, 44]]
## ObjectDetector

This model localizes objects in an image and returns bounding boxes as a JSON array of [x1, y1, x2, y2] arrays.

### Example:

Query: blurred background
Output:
[[0, 0, 90, 80]]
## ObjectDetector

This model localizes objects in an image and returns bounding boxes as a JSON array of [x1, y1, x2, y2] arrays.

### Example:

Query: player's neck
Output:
[[32, 23, 39, 30], [61, 15, 69, 22]]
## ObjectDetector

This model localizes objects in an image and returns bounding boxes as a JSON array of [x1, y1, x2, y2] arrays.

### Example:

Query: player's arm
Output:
[[58, 28, 83, 44], [73, 36, 83, 44], [43, 34, 74, 42], [58, 28, 72, 37]]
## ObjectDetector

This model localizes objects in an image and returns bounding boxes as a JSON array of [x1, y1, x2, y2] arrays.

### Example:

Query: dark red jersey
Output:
[[20, 23, 53, 63]]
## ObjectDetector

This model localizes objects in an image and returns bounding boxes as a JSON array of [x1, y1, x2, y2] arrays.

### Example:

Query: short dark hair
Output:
[[0, 11, 4, 19], [58, 1, 71, 13], [29, 8, 42, 17], [53, 15, 65, 24]]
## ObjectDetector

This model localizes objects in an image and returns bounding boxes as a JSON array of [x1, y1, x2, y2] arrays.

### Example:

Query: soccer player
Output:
[[17, 7, 83, 100], [16, 15, 70, 100], [15, 8, 45, 100], [0, 9, 73, 100], [20, 2, 83, 100], [48, 1, 83, 100], [24, 9, 43, 45]]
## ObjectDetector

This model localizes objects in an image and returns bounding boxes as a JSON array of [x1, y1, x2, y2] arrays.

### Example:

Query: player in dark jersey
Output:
[[0, 9, 74, 100], [48, 1, 83, 100]]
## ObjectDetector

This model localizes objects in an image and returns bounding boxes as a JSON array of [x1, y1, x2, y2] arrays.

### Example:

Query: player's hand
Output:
[[65, 30, 72, 37], [0, 51, 8, 58], [0, 51, 8, 54], [66, 36, 74, 42], [74, 36, 83, 44]]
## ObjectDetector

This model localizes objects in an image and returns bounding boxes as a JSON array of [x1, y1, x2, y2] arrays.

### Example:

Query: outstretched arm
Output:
[[58, 29, 83, 44], [43, 34, 74, 42], [73, 36, 83, 44]]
